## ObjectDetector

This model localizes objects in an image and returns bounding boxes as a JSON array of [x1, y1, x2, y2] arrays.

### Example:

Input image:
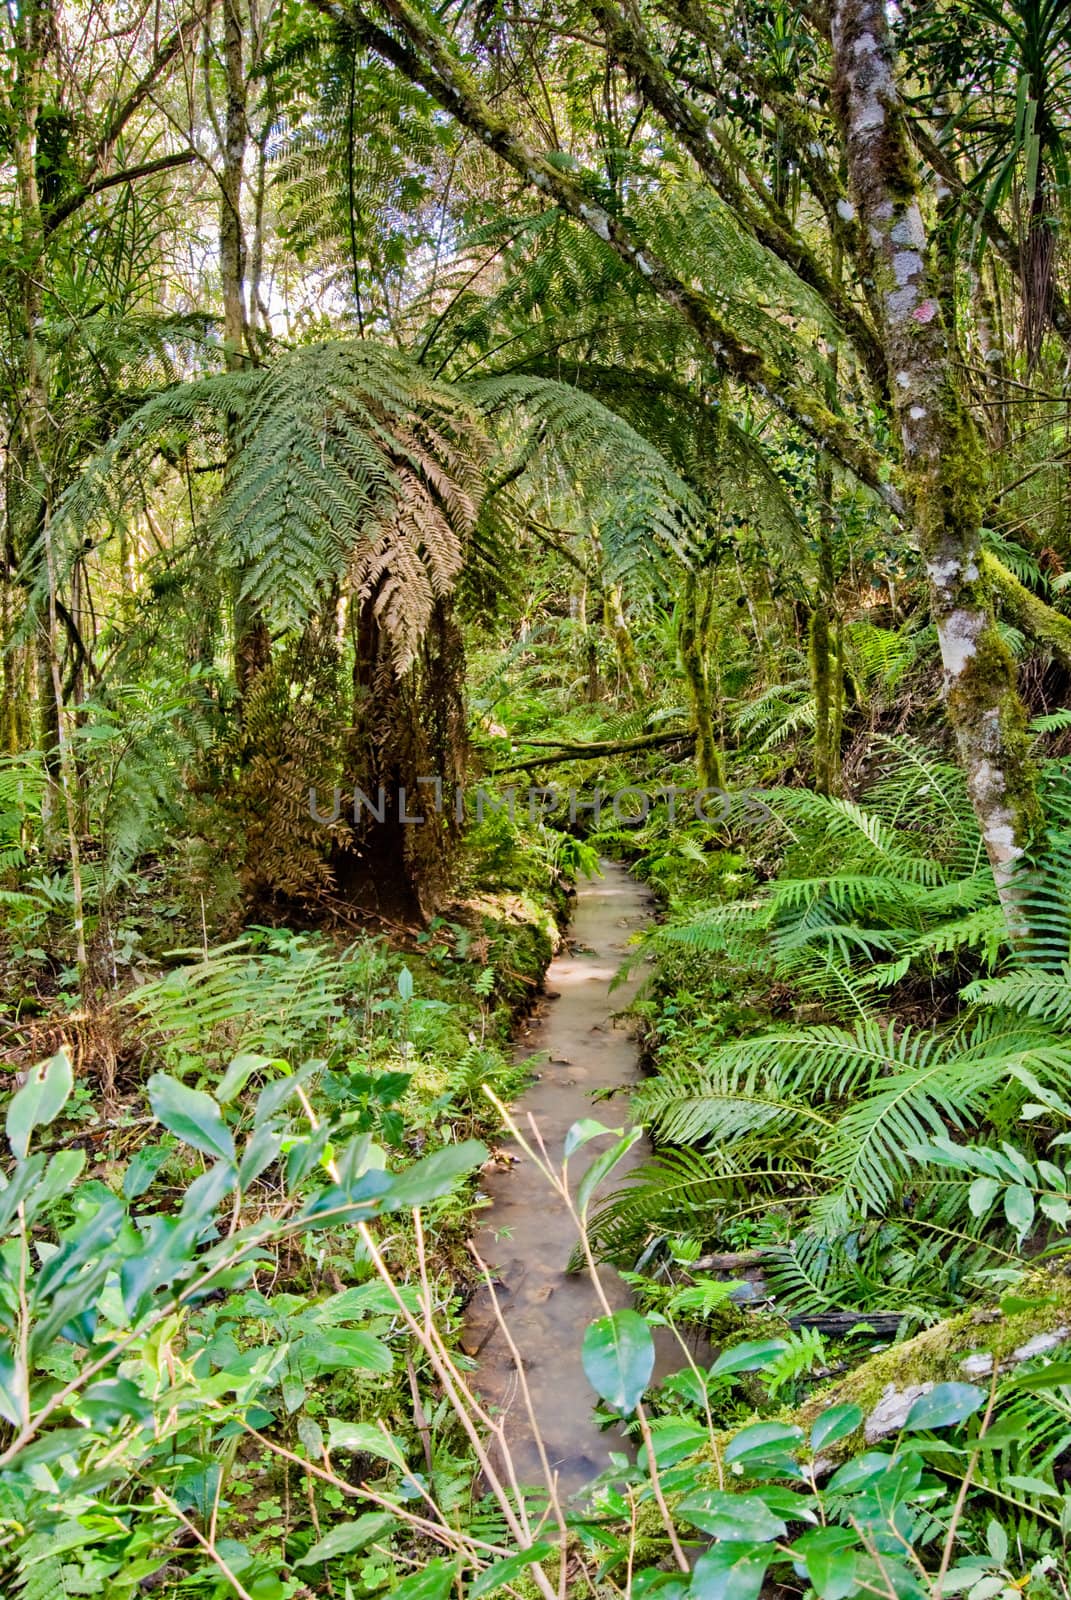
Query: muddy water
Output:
[[463, 859, 667, 1495]]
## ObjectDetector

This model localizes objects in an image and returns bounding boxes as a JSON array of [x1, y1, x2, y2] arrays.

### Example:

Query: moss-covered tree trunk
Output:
[[811, 449, 843, 797], [604, 583, 646, 705], [830, 0, 1039, 905], [678, 571, 725, 791], [5, 0, 86, 976]]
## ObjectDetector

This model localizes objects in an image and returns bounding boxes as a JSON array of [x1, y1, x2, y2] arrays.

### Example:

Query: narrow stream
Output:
[[463, 859, 664, 1495]]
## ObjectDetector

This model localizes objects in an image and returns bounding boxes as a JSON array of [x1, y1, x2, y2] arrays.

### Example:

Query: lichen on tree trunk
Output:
[[829, 0, 1039, 906], [604, 583, 646, 706]]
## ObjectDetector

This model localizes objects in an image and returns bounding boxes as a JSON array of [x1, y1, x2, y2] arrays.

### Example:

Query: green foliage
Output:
[[0, 754, 52, 940], [567, 1320, 1070, 1598], [652, 740, 1001, 1012], [590, 749, 1071, 1331], [58, 341, 486, 665], [0, 1043, 486, 1595], [129, 929, 365, 1069]]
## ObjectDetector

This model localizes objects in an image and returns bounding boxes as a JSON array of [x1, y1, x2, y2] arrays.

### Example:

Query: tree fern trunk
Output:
[[334, 589, 465, 922], [830, 0, 1039, 908]]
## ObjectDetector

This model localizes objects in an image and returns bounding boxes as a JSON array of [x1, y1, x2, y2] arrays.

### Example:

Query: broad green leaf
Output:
[[471, 1544, 556, 1597], [690, 1543, 771, 1600], [968, 1176, 1001, 1218], [725, 1421, 802, 1463], [282, 1375, 306, 1413], [999, 1141, 1036, 1184], [903, 1383, 985, 1433], [0, 1155, 49, 1232], [632, 1575, 688, 1600], [640, 1417, 710, 1469], [710, 1339, 789, 1378], [316, 1283, 419, 1320], [1007, 1363, 1071, 1391], [576, 1128, 644, 1217], [810, 1403, 863, 1453], [825, 1452, 894, 1492], [582, 1308, 654, 1413], [564, 1118, 618, 1158], [792, 1528, 859, 1600], [239, 1123, 285, 1189], [296, 1417, 323, 1457], [254, 1059, 321, 1125], [327, 1419, 406, 1467], [382, 1139, 487, 1210], [0, 1343, 26, 1428], [7, 1049, 74, 1159], [123, 1144, 171, 1200], [397, 966, 414, 1002], [999, 1292, 1054, 1315], [303, 1328, 393, 1374], [217, 1053, 279, 1103], [24, 1149, 85, 1223], [75, 1377, 153, 1428], [391, 1558, 457, 1600], [1003, 1185, 1035, 1241], [1003, 1473, 1061, 1497], [147, 1073, 235, 1163], [676, 1490, 787, 1541], [296, 1513, 395, 1565]]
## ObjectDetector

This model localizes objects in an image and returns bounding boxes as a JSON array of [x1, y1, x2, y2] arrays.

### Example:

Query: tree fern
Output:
[[54, 340, 486, 666], [466, 373, 703, 579]]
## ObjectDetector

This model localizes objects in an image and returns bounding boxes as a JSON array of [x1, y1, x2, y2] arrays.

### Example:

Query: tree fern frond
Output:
[[54, 341, 487, 666]]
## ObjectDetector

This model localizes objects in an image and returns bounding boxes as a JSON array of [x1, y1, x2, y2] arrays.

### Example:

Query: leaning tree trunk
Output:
[[830, 0, 1039, 904]]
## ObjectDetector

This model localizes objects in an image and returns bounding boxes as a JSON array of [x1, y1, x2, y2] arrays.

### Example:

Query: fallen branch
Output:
[[497, 728, 696, 774]]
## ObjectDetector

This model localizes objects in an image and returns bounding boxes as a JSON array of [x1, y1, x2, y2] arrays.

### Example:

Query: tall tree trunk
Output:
[[830, 0, 1039, 905], [678, 571, 725, 791], [604, 583, 645, 704], [219, 0, 270, 696], [221, 0, 247, 370], [811, 456, 842, 797], [6, 0, 86, 977]]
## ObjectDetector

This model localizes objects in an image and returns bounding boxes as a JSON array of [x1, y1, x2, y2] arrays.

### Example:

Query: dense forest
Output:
[[3, 0, 1071, 1594]]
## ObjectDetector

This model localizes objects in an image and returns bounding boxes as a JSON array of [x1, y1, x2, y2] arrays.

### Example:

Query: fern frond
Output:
[[55, 341, 487, 667]]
